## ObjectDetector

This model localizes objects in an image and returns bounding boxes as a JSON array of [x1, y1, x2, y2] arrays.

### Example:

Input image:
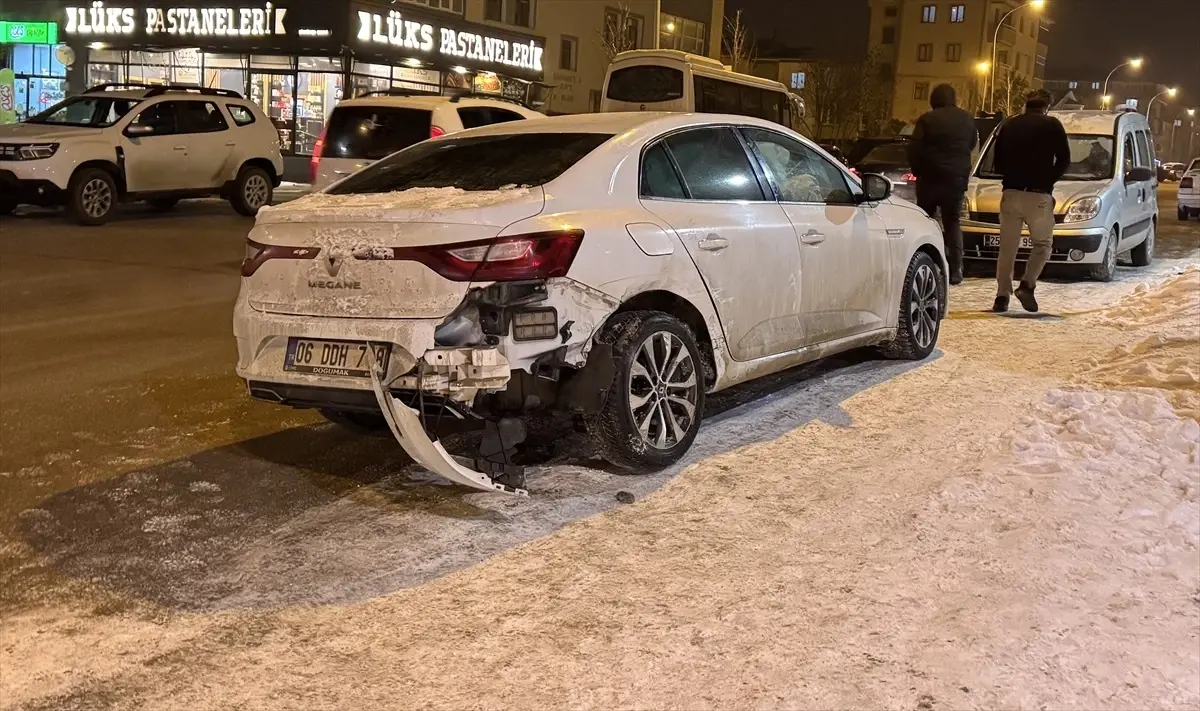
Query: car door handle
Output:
[[173, 145, 187, 151], [225, 141, 237, 147], [799, 229, 826, 245], [697, 235, 729, 252]]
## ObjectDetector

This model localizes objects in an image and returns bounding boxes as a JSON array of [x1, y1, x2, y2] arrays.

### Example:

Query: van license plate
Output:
[[284, 339, 390, 378], [983, 235, 1033, 249]]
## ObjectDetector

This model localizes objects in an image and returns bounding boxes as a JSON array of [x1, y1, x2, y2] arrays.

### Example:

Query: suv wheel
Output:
[[1090, 227, 1118, 282], [587, 312, 705, 474], [148, 197, 180, 212], [880, 251, 943, 361], [231, 166, 273, 216], [68, 168, 118, 226], [1129, 220, 1154, 267]]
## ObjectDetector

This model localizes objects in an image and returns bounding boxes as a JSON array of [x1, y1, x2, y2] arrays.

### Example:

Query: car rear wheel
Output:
[[1130, 220, 1154, 267], [880, 251, 943, 361], [587, 312, 705, 474], [148, 197, 180, 212], [67, 168, 118, 226], [1090, 227, 1118, 282], [319, 409, 391, 437], [1180, 206, 1191, 221], [231, 166, 273, 217]]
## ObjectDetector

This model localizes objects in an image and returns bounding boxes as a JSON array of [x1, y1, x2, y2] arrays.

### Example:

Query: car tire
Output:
[[67, 168, 118, 226], [1129, 220, 1154, 267], [1090, 227, 1118, 282], [1180, 206, 1189, 221], [148, 197, 180, 212], [230, 166, 273, 217], [587, 311, 706, 474], [0, 199, 15, 216], [319, 409, 391, 437], [880, 250, 944, 361]]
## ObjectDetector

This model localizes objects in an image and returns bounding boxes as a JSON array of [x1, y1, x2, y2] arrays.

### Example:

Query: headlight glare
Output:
[[1064, 196, 1101, 223]]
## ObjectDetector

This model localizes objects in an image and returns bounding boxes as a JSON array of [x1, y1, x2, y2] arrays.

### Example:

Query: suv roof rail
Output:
[[84, 82, 243, 99], [447, 91, 530, 109], [356, 88, 441, 99]]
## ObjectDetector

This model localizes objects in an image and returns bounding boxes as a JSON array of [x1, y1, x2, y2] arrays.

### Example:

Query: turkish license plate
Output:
[[284, 338, 390, 378], [983, 235, 1034, 249]]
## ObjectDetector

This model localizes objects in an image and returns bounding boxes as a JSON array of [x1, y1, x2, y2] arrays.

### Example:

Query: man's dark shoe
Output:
[[949, 267, 964, 286], [1015, 283, 1039, 313], [992, 295, 1010, 313]]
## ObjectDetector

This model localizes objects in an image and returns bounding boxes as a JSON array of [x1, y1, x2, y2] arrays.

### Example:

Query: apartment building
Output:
[[464, 0, 723, 115], [869, 0, 1047, 123]]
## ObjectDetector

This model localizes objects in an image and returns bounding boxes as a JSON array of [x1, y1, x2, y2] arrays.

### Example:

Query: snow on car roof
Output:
[[1050, 110, 1140, 135], [447, 111, 792, 139]]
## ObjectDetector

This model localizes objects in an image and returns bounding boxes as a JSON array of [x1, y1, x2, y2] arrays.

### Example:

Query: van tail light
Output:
[[374, 231, 584, 282], [310, 125, 328, 183], [430, 125, 446, 139], [901, 172, 918, 183]]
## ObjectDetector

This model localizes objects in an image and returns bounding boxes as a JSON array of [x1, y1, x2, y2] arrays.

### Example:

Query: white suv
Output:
[[1178, 158, 1200, 221], [310, 91, 544, 190], [0, 84, 284, 225]]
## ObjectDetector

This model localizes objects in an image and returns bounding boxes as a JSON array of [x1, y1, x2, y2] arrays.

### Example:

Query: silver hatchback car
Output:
[[961, 107, 1158, 281]]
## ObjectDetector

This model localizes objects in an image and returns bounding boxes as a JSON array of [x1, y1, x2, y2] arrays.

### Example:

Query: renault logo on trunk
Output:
[[324, 253, 343, 277]]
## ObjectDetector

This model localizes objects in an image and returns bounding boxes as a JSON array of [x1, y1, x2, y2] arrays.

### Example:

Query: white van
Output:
[[601, 49, 804, 132], [962, 107, 1158, 281]]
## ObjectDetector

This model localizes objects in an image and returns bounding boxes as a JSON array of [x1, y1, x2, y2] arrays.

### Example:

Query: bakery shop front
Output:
[[58, 0, 547, 165]]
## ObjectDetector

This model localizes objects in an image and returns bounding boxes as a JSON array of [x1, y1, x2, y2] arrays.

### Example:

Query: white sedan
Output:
[[234, 112, 948, 494]]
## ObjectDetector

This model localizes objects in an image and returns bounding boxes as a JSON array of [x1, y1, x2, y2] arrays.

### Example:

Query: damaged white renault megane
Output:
[[234, 112, 947, 495]]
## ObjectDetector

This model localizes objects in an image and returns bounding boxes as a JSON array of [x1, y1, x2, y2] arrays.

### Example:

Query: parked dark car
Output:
[[846, 136, 910, 167], [817, 142, 848, 165], [851, 139, 917, 201]]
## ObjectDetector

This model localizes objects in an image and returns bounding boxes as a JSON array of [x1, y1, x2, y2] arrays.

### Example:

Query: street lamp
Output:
[[986, 0, 1047, 112], [1146, 87, 1178, 116], [1102, 57, 1144, 98], [1101, 94, 1113, 107]]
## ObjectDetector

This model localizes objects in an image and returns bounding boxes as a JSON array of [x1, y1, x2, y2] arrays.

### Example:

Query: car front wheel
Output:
[[588, 312, 705, 474], [1130, 220, 1154, 267], [1090, 227, 1118, 282], [67, 168, 118, 226], [881, 251, 943, 361], [231, 166, 273, 217]]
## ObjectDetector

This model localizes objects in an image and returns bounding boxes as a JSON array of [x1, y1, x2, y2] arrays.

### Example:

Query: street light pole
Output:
[[1102, 58, 1144, 101], [1146, 87, 1177, 116], [986, 0, 1045, 113]]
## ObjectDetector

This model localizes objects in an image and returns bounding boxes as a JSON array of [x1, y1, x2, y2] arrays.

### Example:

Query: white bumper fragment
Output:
[[368, 361, 528, 496]]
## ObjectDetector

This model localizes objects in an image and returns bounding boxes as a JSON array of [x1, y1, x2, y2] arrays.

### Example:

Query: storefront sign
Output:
[[355, 8, 543, 74], [0, 69, 16, 125], [0, 21, 60, 44], [64, 3, 288, 38]]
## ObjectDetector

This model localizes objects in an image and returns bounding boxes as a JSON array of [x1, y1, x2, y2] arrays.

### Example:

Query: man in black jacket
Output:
[[990, 89, 1071, 313], [908, 84, 978, 284]]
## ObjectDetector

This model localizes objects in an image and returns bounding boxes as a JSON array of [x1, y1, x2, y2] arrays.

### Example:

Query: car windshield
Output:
[[977, 133, 1115, 181], [860, 142, 910, 165], [1190, 159, 1200, 173], [327, 132, 613, 194], [25, 95, 141, 127]]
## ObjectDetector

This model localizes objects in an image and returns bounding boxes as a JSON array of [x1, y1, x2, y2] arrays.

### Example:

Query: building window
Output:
[[914, 82, 930, 100], [950, 4, 965, 22], [881, 26, 896, 44], [997, 50, 1009, 66], [660, 13, 707, 55], [1019, 16, 1025, 33], [790, 71, 806, 89], [946, 43, 962, 62], [1067, 81, 1078, 89], [1091, 81, 1101, 90], [921, 5, 937, 22], [401, 0, 464, 12], [885, 6, 898, 17], [917, 43, 933, 62], [605, 7, 644, 54], [485, 0, 534, 28], [1125, 98, 1138, 108], [559, 35, 578, 70]]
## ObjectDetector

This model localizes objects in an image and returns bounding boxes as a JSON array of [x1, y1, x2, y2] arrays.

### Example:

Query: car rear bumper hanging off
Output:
[[368, 359, 528, 497]]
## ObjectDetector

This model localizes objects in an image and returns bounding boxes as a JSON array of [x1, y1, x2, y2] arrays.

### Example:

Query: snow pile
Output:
[[1093, 265, 1200, 331], [266, 185, 534, 214]]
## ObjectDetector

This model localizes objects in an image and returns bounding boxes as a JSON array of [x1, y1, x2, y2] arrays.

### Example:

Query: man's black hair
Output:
[[1025, 89, 1053, 110]]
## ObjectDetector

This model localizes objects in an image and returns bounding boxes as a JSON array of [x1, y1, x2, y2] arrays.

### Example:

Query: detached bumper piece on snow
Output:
[[368, 355, 528, 497]]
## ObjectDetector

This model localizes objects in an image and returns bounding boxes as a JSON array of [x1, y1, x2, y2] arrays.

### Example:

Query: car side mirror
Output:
[[125, 124, 155, 137], [859, 173, 893, 202], [1124, 166, 1154, 182]]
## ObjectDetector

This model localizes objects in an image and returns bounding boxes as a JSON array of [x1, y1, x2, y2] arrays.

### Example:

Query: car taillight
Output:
[[901, 172, 917, 182], [430, 125, 446, 139], [310, 125, 328, 183], [241, 239, 320, 277], [404, 231, 584, 282]]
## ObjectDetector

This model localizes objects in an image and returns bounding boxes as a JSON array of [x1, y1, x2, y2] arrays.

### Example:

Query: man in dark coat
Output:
[[908, 84, 978, 284]]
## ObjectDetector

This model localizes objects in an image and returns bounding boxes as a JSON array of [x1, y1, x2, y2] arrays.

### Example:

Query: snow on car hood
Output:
[[0, 123, 105, 141], [967, 179, 1107, 213], [258, 185, 544, 226]]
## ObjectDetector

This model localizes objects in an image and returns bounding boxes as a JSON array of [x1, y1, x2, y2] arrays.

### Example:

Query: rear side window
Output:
[[640, 143, 687, 199], [457, 106, 528, 129], [324, 106, 432, 160], [662, 127, 765, 201], [227, 104, 256, 126], [606, 66, 685, 103], [328, 132, 613, 195], [1134, 130, 1152, 168], [177, 101, 229, 133]]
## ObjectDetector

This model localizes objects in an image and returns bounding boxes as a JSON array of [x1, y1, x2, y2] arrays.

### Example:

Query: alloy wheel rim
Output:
[[909, 263, 939, 350], [245, 175, 269, 208], [627, 331, 699, 451], [82, 178, 113, 218]]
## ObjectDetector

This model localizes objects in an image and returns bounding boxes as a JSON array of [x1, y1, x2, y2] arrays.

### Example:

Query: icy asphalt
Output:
[[1, 186, 1197, 616]]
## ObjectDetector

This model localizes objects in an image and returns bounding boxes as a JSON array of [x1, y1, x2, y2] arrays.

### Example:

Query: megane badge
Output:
[[324, 253, 343, 277]]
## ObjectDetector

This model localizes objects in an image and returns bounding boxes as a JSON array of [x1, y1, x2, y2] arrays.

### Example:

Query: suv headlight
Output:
[[10, 143, 60, 161], [1063, 196, 1101, 223], [959, 197, 971, 221]]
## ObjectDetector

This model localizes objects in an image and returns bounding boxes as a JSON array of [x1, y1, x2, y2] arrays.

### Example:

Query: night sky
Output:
[[729, 0, 1200, 112]]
